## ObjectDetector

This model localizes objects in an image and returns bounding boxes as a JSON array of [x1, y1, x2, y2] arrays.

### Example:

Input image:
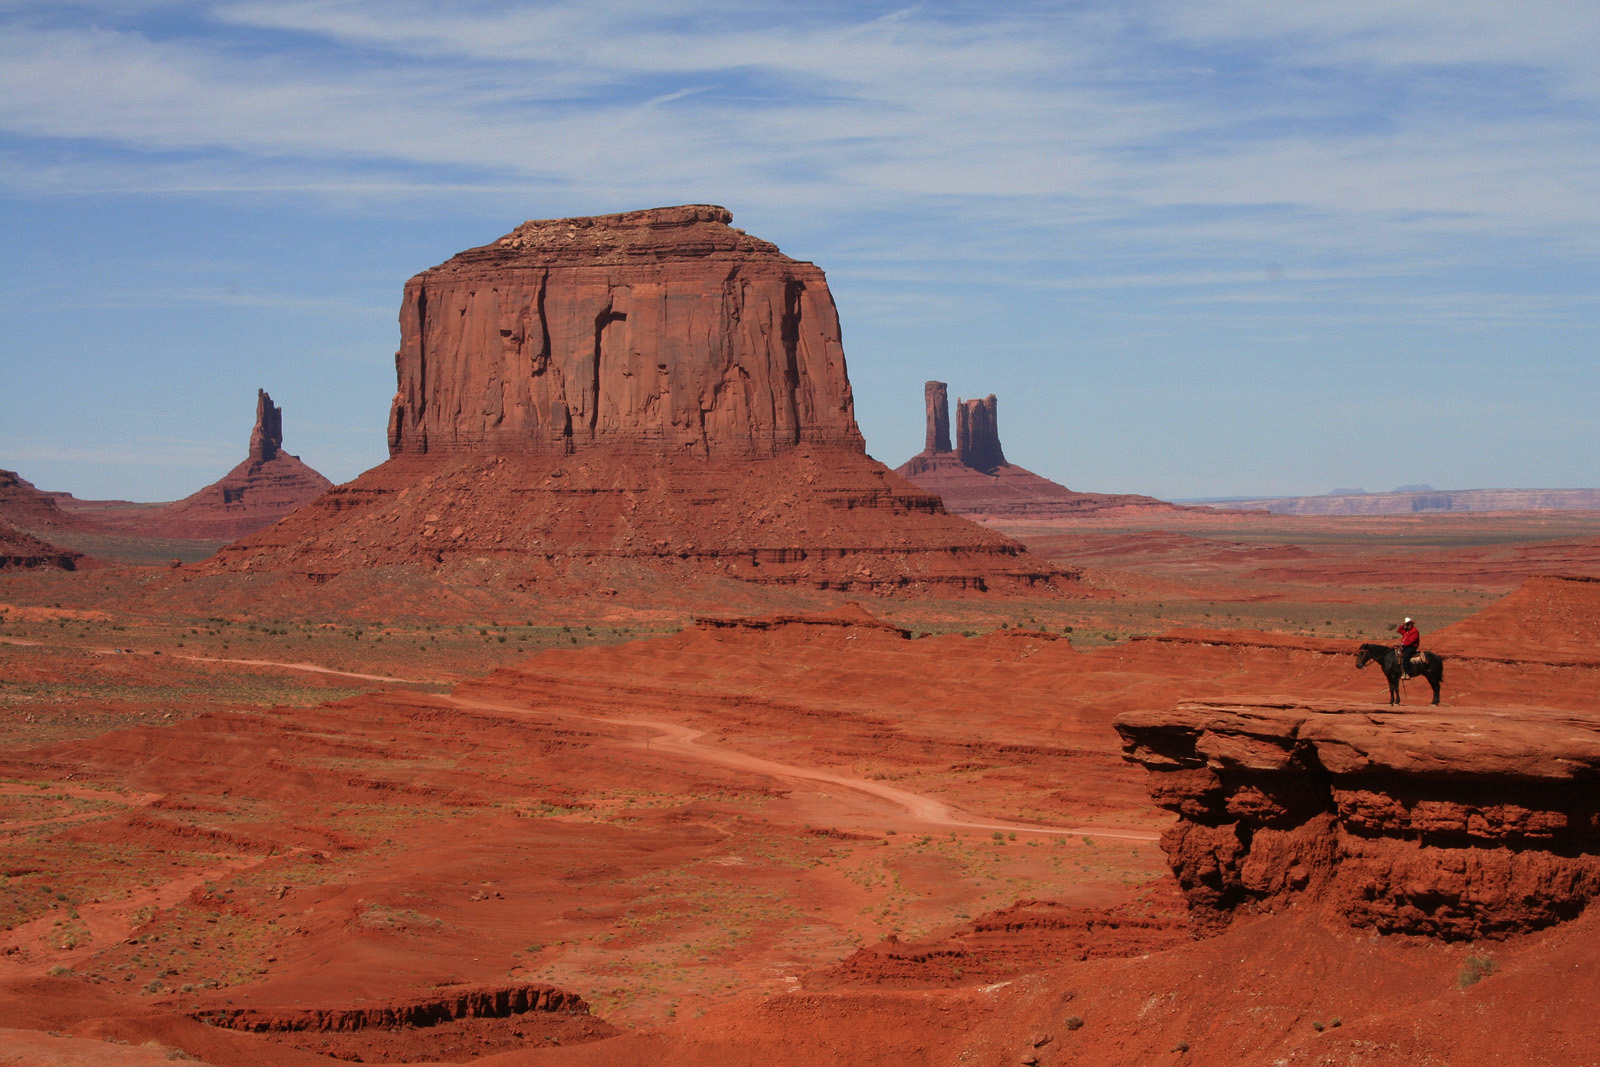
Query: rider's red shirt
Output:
[[1398, 624, 1420, 648]]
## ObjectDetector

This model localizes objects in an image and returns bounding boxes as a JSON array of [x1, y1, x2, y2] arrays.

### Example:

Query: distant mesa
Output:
[[54, 389, 333, 542], [894, 380, 1177, 517], [213, 207, 1069, 597], [1213, 486, 1600, 515]]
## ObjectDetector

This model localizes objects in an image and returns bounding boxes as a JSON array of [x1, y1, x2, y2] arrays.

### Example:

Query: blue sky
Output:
[[2, 1, 1597, 502]]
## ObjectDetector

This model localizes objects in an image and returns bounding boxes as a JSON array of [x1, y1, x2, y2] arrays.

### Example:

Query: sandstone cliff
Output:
[[387, 205, 862, 458], [895, 382, 1176, 517], [1117, 699, 1600, 939]]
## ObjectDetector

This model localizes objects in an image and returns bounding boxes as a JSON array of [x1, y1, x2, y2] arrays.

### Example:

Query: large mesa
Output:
[[213, 209, 1068, 600], [387, 204, 862, 458]]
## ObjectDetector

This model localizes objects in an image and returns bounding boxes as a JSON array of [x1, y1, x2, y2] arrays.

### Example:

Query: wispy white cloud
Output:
[[3, 1, 1598, 497]]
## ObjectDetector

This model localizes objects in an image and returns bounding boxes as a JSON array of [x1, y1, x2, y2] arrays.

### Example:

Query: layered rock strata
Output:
[[895, 382, 1176, 517], [387, 204, 861, 458], [216, 211, 1067, 595], [0, 520, 82, 570], [1116, 699, 1600, 939]]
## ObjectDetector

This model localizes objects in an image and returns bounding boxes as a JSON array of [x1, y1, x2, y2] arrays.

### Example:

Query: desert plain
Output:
[[3, 205, 1599, 1067], [4, 502, 1600, 1067]]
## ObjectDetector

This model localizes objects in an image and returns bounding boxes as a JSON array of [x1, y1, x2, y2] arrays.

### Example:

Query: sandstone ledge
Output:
[[1116, 699, 1600, 939]]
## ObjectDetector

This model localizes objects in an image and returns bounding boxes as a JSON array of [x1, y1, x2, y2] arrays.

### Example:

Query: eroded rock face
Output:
[[956, 395, 1005, 473], [387, 205, 863, 458], [0, 519, 82, 570], [1117, 700, 1600, 939], [923, 380, 952, 454], [250, 388, 283, 462], [895, 384, 1175, 517]]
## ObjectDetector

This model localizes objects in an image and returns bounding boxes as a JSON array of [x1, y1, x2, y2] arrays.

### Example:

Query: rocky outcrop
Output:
[[0, 470, 97, 534], [1116, 699, 1600, 939], [0, 520, 82, 570], [387, 205, 862, 458], [196, 983, 592, 1033], [895, 383, 1176, 517], [64, 391, 334, 542], [213, 214, 1071, 597]]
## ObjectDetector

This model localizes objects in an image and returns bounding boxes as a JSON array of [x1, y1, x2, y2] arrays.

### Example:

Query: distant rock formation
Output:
[[1210, 487, 1600, 515], [1118, 698, 1600, 940], [0, 469, 98, 535], [54, 390, 333, 543], [895, 382, 1176, 517], [151, 390, 332, 540], [955, 394, 1005, 473], [213, 209, 1069, 597], [0, 518, 82, 570], [923, 381, 951, 454], [387, 204, 861, 459], [250, 388, 284, 462]]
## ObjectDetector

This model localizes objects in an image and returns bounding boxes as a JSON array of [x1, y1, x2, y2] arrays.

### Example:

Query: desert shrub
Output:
[[1458, 953, 1498, 988], [1064, 1016, 1084, 1031]]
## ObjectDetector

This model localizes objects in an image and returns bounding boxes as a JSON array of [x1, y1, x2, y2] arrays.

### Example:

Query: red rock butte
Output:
[[895, 381, 1177, 517], [387, 204, 861, 458], [214, 209, 1069, 596]]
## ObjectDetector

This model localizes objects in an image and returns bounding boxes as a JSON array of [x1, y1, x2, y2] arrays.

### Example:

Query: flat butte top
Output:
[[430, 205, 792, 273]]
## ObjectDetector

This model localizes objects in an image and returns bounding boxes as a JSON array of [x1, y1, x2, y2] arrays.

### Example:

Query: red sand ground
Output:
[[2, 509, 1599, 1065]]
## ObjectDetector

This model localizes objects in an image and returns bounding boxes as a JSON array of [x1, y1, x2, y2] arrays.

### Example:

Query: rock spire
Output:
[[955, 394, 1006, 474], [896, 380, 1176, 517], [250, 389, 283, 462], [923, 381, 951, 454]]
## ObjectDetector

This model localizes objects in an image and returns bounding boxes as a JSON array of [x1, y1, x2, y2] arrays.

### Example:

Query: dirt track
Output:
[[452, 694, 1158, 842]]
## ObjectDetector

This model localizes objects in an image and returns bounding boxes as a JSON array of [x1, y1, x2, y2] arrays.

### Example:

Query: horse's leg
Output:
[[1388, 667, 1400, 704], [1429, 665, 1441, 705]]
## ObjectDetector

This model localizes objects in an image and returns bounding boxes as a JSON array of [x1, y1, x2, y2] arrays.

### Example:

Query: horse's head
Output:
[[1355, 646, 1372, 669]]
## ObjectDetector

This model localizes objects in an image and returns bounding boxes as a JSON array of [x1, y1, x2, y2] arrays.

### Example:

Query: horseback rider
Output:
[[1396, 617, 1421, 675]]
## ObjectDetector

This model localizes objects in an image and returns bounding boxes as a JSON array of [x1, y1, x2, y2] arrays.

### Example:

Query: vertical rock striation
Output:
[[955, 395, 1005, 474], [923, 380, 952, 454], [250, 388, 283, 462], [386, 205, 863, 459]]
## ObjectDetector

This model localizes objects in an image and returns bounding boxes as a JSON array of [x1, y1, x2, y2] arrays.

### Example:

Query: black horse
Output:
[[1355, 642, 1443, 705]]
